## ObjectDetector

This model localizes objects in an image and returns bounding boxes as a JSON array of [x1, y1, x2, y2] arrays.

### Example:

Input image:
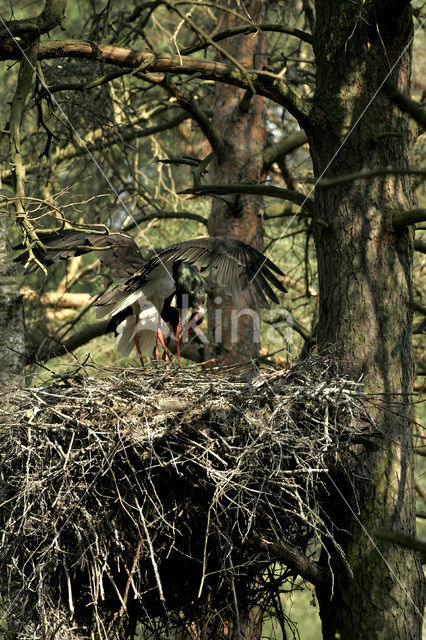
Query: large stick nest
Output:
[[0, 356, 374, 639]]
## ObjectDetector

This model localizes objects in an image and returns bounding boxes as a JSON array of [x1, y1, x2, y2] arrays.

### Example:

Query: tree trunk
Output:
[[0, 214, 25, 385], [309, 1, 424, 637], [206, 0, 267, 366]]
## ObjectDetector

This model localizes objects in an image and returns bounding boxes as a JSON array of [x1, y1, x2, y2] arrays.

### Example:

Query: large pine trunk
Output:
[[206, 0, 267, 366], [309, 1, 424, 637]]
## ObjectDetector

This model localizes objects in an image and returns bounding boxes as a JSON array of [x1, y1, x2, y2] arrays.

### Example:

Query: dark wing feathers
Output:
[[93, 235, 145, 279], [130, 236, 286, 308], [248, 269, 275, 307], [14, 230, 144, 280], [15, 232, 286, 308]]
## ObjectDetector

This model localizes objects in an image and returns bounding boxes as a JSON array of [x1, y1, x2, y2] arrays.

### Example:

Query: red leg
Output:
[[134, 335, 145, 368], [157, 328, 168, 351], [154, 330, 160, 362], [174, 319, 181, 365], [162, 335, 171, 363], [180, 312, 203, 346], [155, 328, 169, 366]]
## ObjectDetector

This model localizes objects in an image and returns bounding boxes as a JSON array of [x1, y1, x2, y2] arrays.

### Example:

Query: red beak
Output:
[[180, 306, 205, 343]]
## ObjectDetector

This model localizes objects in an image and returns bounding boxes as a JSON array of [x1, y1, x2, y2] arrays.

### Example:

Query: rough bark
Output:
[[308, 1, 424, 638], [0, 0, 66, 39], [0, 35, 42, 386], [206, 0, 268, 366], [0, 215, 25, 385], [0, 1, 68, 385]]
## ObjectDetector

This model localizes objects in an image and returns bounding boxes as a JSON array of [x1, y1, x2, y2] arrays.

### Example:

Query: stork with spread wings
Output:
[[15, 229, 287, 365]]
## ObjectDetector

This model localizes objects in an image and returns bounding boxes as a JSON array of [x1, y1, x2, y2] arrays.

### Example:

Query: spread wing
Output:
[[14, 229, 145, 281], [120, 236, 287, 309], [17, 232, 287, 310]]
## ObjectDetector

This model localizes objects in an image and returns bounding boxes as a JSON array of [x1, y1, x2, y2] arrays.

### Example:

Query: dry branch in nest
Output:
[[0, 355, 375, 640]]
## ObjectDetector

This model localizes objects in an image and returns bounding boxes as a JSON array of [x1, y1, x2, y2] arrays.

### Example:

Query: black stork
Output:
[[104, 262, 205, 365], [15, 229, 287, 364]]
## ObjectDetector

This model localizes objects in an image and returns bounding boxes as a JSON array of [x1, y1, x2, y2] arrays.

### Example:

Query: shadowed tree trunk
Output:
[[308, 1, 424, 637], [207, 0, 267, 367], [0, 215, 25, 385]]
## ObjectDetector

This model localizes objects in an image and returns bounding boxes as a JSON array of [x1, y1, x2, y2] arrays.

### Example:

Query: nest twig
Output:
[[0, 355, 375, 639]]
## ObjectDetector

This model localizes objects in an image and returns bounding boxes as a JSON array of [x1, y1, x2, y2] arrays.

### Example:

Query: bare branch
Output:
[[31, 320, 207, 365], [412, 301, 426, 317], [161, 0, 257, 94], [318, 167, 426, 188], [264, 314, 311, 343], [158, 157, 199, 167], [164, 81, 225, 161], [415, 239, 426, 254], [179, 183, 316, 215], [32, 320, 110, 363], [123, 210, 208, 232], [263, 131, 308, 168], [45, 67, 135, 93], [252, 534, 324, 587], [21, 287, 93, 309], [0, 40, 313, 122], [416, 480, 426, 503], [180, 23, 313, 56], [0, 0, 67, 39], [416, 360, 426, 376], [376, 532, 426, 563], [383, 81, 426, 131], [392, 208, 426, 228]]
